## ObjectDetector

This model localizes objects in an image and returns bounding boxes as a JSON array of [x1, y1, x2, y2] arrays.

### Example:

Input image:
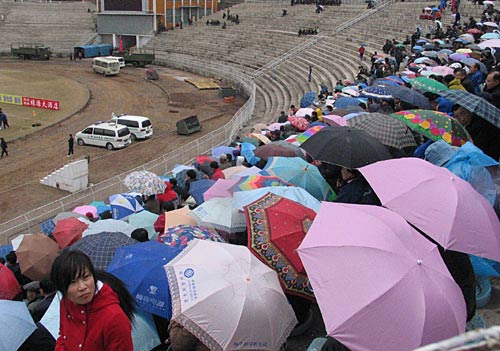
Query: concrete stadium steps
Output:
[[0, 2, 95, 53]]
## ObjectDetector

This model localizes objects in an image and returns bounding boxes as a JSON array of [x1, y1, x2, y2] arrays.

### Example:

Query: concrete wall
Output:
[[40, 159, 89, 193]]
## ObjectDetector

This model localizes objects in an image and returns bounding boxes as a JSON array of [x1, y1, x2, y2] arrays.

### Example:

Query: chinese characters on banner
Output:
[[0, 93, 60, 110]]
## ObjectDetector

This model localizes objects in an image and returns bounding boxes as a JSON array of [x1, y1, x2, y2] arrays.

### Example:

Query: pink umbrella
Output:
[[298, 202, 466, 351], [72, 205, 98, 219], [322, 114, 347, 127], [432, 66, 454, 76], [359, 158, 500, 261], [202, 178, 239, 201], [267, 122, 287, 132]]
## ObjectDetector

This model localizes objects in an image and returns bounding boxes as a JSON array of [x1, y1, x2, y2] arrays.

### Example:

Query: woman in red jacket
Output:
[[51, 250, 136, 351]]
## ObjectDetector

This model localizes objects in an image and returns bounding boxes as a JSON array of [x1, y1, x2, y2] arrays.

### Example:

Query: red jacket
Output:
[[211, 168, 225, 181], [157, 181, 178, 203], [55, 283, 133, 351]]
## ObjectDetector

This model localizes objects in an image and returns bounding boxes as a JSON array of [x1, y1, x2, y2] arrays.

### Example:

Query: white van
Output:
[[104, 56, 125, 68], [110, 113, 153, 141], [92, 57, 120, 76], [75, 122, 131, 150]]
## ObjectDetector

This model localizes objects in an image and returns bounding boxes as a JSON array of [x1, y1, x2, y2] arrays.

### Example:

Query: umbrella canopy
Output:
[[245, 193, 316, 299], [211, 145, 236, 160], [165, 239, 297, 351], [82, 218, 135, 237], [71, 232, 138, 270], [40, 218, 56, 235], [222, 166, 249, 178], [123, 170, 166, 196], [154, 207, 198, 232], [11, 234, 32, 251], [300, 91, 316, 108], [16, 233, 59, 281], [0, 244, 13, 260], [127, 210, 160, 240], [230, 175, 292, 192], [0, 263, 21, 300], [249, 133, 272, 145], [254, 141, 305, 161], [334, 97, 362, 109], [347, 113, 417, 150], [159, 224, 224, 248], [410, 77, 449, 94], [72, 205, 97, 219], [431, 65, 454, 76], [188, 179, 216, 205], [233, 186, 321, 213], [439, 90, 500, 128], [359, 158, 500, 261], [109, 193, 144, 220], [449, 53, 470, 61], [295, 107, 315, 117], [290, 125, 327, 145], [481, 32, 500, 40], [174, 168, 206, 187], [300, 126, 392, 169], [53, 217, 88, 249], [203, 178, 239, 201], [288, 116, 310, 131], [263, 157, 334, 201], [460, 57, 488, 74], [390, 110, 471, 146], [107, 241, 183, 319], [484, 21, 499, 28], [361, 85, 393, 100], [189, 197, 247, 233], [0, 300, 37, 351], [52, 211, 86, 224], [322, 114, 348, 127], [297, 203, 466, 351], [382, 84, 432, 109]]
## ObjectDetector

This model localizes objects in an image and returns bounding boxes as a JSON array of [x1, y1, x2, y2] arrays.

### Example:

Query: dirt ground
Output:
[[0, 58, 245, 224]]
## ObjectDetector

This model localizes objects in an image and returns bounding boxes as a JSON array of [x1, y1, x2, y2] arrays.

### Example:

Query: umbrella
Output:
[[131, 311, 162, 351], [297, 203, 466, 350], [72, 205, 98, 219], [431, 65, 454, 76], [390, 110, 471, 146], [53, 217, 88, 248], [159, 224, 224, 248], [71, 232, 138, 270], [359, 158, 500, 261], [82, 218, 135, 237], [0, 244, 13, 260], [484, 21, 499, 28], [240, 142, 261, 166], [203, 178, 238, 201], [40, 218, 56, 235], [109, 193, 144, 220], [347, 113, 417, 150], [421, 51, 438, 58], [412, 45, 423, 52], [449, 53, 470, 61], [460, 57, 488, 74], [165, 239, 297, 351], [249, 133, 272, 145], [154, 207, 197, 232], [123, 170, 166, 196], [11, 234, 32, 251], [267, 122, 287, 131], [230, 175, 293, 192], [300, 126, 392, 169], [481, 32, 500, 40], [322, 114, 347, 126], [466, 43, 483, 51], [291, 125, 326, 145], [300, 91, 316, 108], [467, 28, 482, 35], [0, 263, 21, 300], [479, 38, 500, 49], [295, 107, 315, 117], [107, 241, 183, 319], [16, 233, 59, 281], [241, 136, 260, 147], [459, 34, 475, 43], [245, 193, 316, 299], [254, 141, 305, 161], [438, 49, 454, 55], [360, 85, 392, 100], [439, 90, 500, 128], [414, 57, 437, 65], [211, 145, 236, 160], [189, 197, 247, 233], [188, 179, 216, 205], [263, 157, 334, 201], [410, 77, 449, 94], [334, 97, 362, 109], [222, 166, 257, 179], [52, 211, 86, 224], [232, 186, 321, 213], [383, 84, 432, 109], [127, 210, 160, 240], [288, 116, 309, 131], [0, 300, 37, 351]]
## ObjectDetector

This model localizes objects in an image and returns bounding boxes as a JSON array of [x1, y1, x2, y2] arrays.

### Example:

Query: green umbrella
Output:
[[409, 77, 449, 94], [389, 110, 471, 146]]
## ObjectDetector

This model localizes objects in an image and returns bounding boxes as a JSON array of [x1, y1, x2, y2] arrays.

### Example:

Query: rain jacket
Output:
[[55, 282, 132, 351], [447, 78, 465, 90], [157, 181, 178, 203]]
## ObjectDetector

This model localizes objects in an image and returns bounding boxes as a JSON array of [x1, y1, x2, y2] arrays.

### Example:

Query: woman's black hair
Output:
[[51, 249, 136, 321]]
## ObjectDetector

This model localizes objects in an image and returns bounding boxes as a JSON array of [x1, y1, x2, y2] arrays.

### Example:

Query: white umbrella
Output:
[[11, 234, 31, 251], [165, 240, 297, 351], [82, 219, 135, 237], [188, 197, 246, 233], [484, 21, 499, 28], [295, 107, 315, 117], [0, 300, 37, 351]]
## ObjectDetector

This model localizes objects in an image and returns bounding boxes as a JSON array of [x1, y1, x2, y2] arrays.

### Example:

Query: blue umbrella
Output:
[[360, 85, 392, 100], [383, 84, 432, 109], [412, 45, 423, 52], [469, 255, 500, 277], [0, 244, 13, 260], [132, 311, 162, 351], [107, 241, 182, 319], [212, 145, 236, 160], [300, 91, 316, 108], [415, 39, 427, 45], [71, 231, 138, 270], [334, 97, 361, 109], [240, 141, 261, 166], [109, 193, 144, 220], [40, 218, 55, 235], [127, 210, 160, 240], [438, 49, 453, 55], [188, 179, 216, 205], [174, 168, 206, 192], [0, 300, 37, 351], [460, 57, 488, 74], [481, 32, 500, 40]]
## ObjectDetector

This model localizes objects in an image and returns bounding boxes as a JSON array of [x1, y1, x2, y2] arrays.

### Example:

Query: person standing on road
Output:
[[68, 134, 74, 157], [0, 108, 9, 129], [1, 138, 8, 158]]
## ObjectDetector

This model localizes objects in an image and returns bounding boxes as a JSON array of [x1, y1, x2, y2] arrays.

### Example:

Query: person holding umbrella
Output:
[[50, 249, 136, 351]]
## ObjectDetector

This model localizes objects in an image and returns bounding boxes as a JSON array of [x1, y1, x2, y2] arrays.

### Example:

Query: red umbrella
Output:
[[467, 28, 482, 35], [254, 142, 302, 161], [0, 263, 21, 300], [244, 192, 316, 299], [288, 116, 310, 131], [53, 217, 88, 249], [17, 233, 59, 281]]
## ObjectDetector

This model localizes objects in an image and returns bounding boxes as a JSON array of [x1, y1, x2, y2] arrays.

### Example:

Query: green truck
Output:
[[113, 50, 155, 67], [11, 43, 51, 60]]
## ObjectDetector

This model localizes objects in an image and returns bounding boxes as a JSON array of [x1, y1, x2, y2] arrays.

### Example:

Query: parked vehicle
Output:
[[11, 43, 51, 60], [104, 56, 125, 68], [92, 57, 120, 76], [110, 113, 153, 140], [75, 122, 131, 150], [74, 44, 113, 58], [113, 50, 155, 67]]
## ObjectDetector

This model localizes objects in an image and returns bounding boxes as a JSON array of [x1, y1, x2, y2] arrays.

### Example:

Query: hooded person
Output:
[[157, 181, 179, 208]]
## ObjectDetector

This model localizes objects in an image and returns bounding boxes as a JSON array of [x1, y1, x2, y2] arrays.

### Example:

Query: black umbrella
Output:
[[383, 84, 432, 109], [300, 127, 392, 169]]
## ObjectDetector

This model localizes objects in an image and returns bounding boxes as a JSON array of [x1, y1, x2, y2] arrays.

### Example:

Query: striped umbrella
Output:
[[230, 175, 293, 192]]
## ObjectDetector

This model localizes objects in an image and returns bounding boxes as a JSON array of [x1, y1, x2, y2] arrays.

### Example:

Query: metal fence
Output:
[[0, 55, 256, 245]]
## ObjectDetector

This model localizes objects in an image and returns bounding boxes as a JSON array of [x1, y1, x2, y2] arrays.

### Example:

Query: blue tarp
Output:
[[74, 44, 113, 58]]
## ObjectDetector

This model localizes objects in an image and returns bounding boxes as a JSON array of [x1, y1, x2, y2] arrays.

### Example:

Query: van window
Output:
[[118, 128, 130, 137], [93, 128, 105, 136], [82, 128, 93, 134], [142, 120, 152, 127], [104, 129, 116, 137]]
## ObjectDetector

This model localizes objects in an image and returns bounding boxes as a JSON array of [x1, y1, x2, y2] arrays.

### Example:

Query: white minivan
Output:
[[110, 113, 153, 141], [75, 122, 131, 150], [92, 57, 120, 76], [104, 56, 126, 68]]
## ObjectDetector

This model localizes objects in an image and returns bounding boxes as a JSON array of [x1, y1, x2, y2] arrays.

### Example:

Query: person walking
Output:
[[358, 45, 365, 61], [0, 138, 7, 158], [68, 134, 74, 157], [308, 65, 312, 82], [0, 108, 9, 129]]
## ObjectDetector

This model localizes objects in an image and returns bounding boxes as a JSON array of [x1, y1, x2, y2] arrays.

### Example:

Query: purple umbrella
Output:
[[449, 53, 469, 61], [298, 202, 466, 351]]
